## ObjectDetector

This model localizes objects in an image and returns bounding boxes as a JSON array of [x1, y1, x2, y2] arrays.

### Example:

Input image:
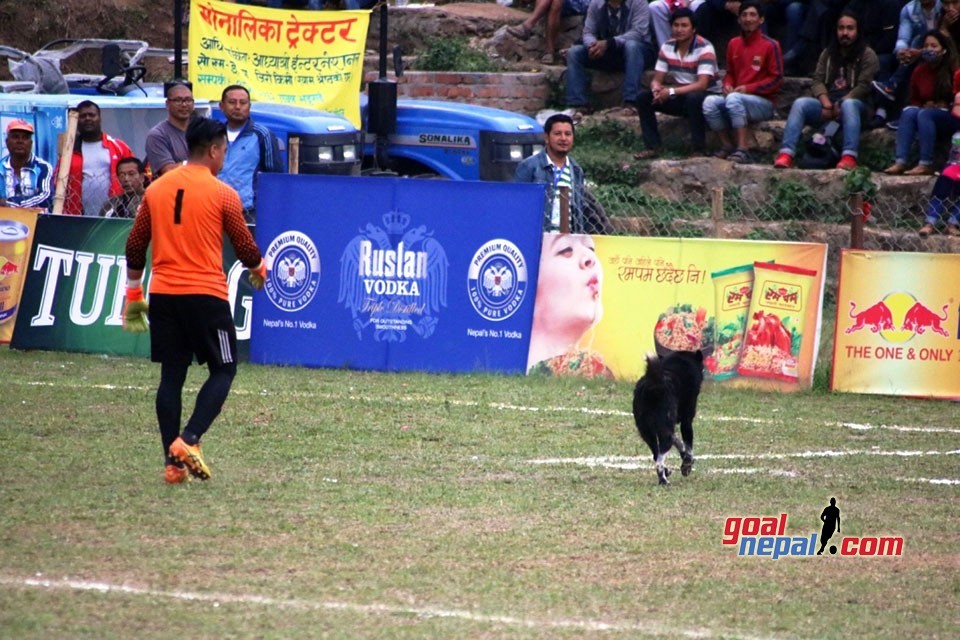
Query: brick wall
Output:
[[363, 71, 550, 115]]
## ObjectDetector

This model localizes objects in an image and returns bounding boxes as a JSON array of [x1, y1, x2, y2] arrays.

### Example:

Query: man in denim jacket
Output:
[[514, 113, 587, 233]]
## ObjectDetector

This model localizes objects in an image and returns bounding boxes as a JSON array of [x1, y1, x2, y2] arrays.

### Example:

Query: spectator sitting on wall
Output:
[[919, 136, 960, 237], [871, 0, 943, 127], [635, 7, 720, 158], [216, 84, 284, 223], [99, 157, 148, 219], [773, 10, 877, 170], [702, 0, 784, 164], [146, 80, 195, 177], [765, 1, 811, 76], [844, 0, 901, 128], [57, 100, 134, 216], [565, 0, 657, 118], [507, 0, 591, 65], [883, 29, 960, 176], [0, 119, 53, 212]]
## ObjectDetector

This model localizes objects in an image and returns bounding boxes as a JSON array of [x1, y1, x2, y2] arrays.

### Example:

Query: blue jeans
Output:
[[779, 97, 866, 157], [926, 175, 960, 226], [565, 39, 654, 105], [702, 92, 775, 132], [895, 107, 960, 166], [763, 0, 807, 59]]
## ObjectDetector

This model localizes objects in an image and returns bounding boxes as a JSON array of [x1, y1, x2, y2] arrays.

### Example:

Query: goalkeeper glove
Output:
[[123, 284, 149, 333], [248, 259, 267, 290]]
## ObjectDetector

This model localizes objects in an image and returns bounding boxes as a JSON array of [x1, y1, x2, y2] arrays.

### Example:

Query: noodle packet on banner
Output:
[[709, 263, 756, 380], [737, 262, 817, 382]]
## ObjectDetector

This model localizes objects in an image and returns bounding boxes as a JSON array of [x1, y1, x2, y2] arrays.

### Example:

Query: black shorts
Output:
[[149, 294, 237, 367]]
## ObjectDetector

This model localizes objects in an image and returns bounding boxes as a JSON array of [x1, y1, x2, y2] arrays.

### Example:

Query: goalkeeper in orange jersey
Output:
[[124, 117, 267, 484]]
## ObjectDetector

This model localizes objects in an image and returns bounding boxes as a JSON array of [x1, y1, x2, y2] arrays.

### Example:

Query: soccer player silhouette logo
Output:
[[817, 497, 841, 555]]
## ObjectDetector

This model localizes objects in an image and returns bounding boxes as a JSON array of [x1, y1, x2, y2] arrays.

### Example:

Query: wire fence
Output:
[[586, 179, 960, 253], [560, 111, 960, 253]]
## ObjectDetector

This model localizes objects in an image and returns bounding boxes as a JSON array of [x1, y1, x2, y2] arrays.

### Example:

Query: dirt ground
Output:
[[0, 0, 178, 80], [0, 0, 177, 53]]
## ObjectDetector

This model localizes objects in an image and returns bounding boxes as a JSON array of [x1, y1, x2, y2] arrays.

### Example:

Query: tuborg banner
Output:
[[251, 174, 545, 373], [11, 215, 257, 358]]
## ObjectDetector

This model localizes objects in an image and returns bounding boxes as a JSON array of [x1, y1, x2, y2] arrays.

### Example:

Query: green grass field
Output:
[[1, 346, 958, 639]]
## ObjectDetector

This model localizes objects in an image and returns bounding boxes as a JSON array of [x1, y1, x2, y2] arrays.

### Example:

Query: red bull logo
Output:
[[901, 302, 949, 337], [845, 293, 952, 342], [0, 260, 19, 276], [845, 300, 893, 334]]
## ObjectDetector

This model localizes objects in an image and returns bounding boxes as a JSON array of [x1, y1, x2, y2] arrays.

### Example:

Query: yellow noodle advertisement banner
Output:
[[526, 235, 827, 390], [189, 0, 369, 127], [832, 250, 960, 399]]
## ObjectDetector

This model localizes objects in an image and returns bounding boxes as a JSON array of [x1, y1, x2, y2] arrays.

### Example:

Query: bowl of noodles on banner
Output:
[[653, 304, 715, 361]]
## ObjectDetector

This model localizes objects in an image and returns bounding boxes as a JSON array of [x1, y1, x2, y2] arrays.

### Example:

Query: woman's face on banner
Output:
[[535, 234, 603, 334]]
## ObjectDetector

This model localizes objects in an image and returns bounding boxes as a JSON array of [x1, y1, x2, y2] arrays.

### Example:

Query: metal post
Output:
[[288, 136, 300, 175], [559, 186, 570, 234], [174, 0, 184, 80], [711, 187, 724, 239], [850, 192, 864, 250]]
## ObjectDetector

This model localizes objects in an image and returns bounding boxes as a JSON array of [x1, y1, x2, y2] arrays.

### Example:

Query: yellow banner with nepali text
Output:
[[832, 250, 960, 399], [189, 0, 369, 127]]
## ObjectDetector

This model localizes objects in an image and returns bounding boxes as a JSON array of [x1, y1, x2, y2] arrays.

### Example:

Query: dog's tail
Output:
[[643, 353, 663, 383]]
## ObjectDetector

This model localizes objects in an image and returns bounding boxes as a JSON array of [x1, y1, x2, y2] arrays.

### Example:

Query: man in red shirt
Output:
[[57, 100, 133, 216], [701, 0, 783, 164], [124, 117, 267, 484]]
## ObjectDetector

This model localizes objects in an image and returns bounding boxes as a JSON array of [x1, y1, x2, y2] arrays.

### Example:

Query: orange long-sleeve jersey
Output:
[[125, 163, 262, 300]]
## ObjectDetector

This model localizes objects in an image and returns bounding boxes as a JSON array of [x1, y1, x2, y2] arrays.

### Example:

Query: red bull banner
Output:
[[832, 250, 960, 399], [0, 207, 39, 344], [527, 235, 828, 390]]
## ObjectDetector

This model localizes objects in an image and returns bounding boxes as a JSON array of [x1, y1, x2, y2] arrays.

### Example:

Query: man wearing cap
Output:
[[0, 119, 54, 211], [145, 81, 195, 177], [57, 100, 134, 216]]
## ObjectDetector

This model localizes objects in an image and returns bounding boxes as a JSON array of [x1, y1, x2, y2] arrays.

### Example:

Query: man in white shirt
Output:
[[58, 100, 133, 216]]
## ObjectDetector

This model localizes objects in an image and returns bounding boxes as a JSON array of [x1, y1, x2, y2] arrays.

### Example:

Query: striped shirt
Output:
[[1, 154, 54, 211], [654, 35, 720, 92], [549, 160, 573, 232]]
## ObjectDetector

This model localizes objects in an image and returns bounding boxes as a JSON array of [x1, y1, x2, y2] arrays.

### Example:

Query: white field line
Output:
[[529, 450, 960, 467], [895, 477, 960, 486], [17, 381, 959, 434], [0, 575, 779, 640], [830, 421, 960, 434], [527, 452, 960, 486]]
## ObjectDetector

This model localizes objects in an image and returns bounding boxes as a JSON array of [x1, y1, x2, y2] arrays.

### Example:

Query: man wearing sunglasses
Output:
[[146, 81, 196, 177]]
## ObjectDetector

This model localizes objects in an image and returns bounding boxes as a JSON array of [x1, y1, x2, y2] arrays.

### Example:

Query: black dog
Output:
[[632, 351, 704, 485]]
